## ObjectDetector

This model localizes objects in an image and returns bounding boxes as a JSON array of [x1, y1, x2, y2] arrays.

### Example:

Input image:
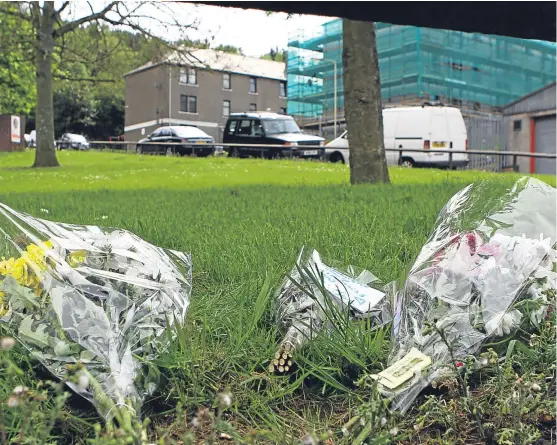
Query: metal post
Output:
[[448, 151, 453, 169], [333, 60, 337, 140], [513, 154, 519, 172]]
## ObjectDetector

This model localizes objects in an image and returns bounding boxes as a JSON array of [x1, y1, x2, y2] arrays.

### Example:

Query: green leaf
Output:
[[1, 276, 40, 311], [18, 315, 50, 349]]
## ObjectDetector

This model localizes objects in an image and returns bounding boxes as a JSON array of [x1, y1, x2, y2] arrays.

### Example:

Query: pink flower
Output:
[[477, 243, 499, 257]]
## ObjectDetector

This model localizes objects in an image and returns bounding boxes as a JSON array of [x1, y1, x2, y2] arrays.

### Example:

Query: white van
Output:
[[325, 106, 469, 168]]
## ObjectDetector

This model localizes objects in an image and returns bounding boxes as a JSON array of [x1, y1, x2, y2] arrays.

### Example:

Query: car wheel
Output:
[[399, 157, 415, 168], [136, 145, 143, 155], [329, 152, 345, 164]]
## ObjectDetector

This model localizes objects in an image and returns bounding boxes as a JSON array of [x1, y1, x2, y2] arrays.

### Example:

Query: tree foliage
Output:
[[0, 4, 36, 115], [260, 47, 287, 62]]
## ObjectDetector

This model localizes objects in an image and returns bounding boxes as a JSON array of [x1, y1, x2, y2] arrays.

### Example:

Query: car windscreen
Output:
[[261, 119, 301, 135], [66, 134, 86, 142], [173, 127, 210, 138]]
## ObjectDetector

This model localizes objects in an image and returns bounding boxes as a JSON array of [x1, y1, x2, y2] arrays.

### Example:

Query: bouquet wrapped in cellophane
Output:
[[272, 248, 390, 373], [378, 177, 556, 413], [0, 203, 191, 425]]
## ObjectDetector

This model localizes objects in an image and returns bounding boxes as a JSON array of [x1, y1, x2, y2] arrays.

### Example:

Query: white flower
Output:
[[12, 386, 24, 395], [77, 373, 90, 391], [101, 215, 108, 220], [40, 208, 49, 214], [485, 309, 522, 337], [390, 427, 399, 436], [0, 337, 15, 350], [530, 305, 547, 328], [380, 417, 387, 426]]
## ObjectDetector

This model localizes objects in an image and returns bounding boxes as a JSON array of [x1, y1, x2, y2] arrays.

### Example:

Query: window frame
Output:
[[513, 120, 522, 131], [180, 94, 198, 114], [280, 81, 287, 98], [249, 77, 257, 94], [249, 103, 257, 112], [280, 107, 287, 115], [223, 73, 231, 90], [223, 100, 231, 117], [179, 67, 197, 86]]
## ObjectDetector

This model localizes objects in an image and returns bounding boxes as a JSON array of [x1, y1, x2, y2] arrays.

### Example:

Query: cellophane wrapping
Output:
[[385, 177, 556, 412], [276, 248, 391, 353], [0, 203, 192, 420]]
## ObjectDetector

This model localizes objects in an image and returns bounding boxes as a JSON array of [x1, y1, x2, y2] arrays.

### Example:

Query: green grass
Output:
[[0, 151, 555, 444]]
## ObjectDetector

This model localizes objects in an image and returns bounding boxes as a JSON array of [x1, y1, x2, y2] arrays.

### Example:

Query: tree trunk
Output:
[[33, 1, 59, 168], [342, 19, 389, 184]]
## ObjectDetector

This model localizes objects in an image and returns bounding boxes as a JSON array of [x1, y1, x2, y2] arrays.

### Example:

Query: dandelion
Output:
[[216, 391, 232, 409], [6, 396, 19, 408], [0, 337, 15, 350], [380, 417, 387, 426], [390, 427, 399, 436], [12, 386, 25, 395], [530, 383, 541, 393], [479, 357, 489, 367], [301, 434, 317, 445]]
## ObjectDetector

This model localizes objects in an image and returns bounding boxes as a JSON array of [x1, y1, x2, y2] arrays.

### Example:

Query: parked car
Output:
[[27, 130, 36, 147], [136, 125, 215, 156], [223, 112, 325, 159], [58, 133, 90, 150], [325, 105, 469, 168]]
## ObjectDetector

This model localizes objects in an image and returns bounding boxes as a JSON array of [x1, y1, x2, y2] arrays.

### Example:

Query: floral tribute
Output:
[[382, 177, 556, 412], [0, 203, 192, 425]]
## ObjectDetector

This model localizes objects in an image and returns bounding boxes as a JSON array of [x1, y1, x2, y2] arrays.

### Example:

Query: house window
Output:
[[188, 95, 197, 113], [513, 120, 522, 131], [280, 81, 286, 97], [249, 77, 257, 94], [180, 95, 197, 113], [223, 100, 231, 116], [280, 107, 287, 115], [179, 67, 197, 85], [249, 103, 257, 112], [223, 73, 231, 90]]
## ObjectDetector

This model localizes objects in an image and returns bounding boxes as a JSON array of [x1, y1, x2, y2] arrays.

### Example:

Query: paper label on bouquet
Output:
[[376, 348, 431, 389], [312, 251, 385, 313]]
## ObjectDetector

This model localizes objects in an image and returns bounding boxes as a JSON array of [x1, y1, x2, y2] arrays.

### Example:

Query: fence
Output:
[[76, 140, 554, 173]]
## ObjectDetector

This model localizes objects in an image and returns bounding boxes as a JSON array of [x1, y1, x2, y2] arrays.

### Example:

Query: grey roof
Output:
[[125, 48, 286, 81], [503, 82, 557, 115]]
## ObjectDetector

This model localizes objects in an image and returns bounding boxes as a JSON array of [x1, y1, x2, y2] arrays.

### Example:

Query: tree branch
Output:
[[0, 4, 32, 22], [55, 1, 70, 17], [52, 74, 115, 83], [53, 1, 117, 37]]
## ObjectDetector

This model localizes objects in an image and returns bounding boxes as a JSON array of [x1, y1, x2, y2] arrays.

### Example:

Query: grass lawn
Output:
[[0, 151, 555, 444]]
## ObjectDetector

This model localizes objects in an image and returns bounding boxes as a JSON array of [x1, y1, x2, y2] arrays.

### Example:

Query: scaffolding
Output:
[[287, 19, 557, 120]]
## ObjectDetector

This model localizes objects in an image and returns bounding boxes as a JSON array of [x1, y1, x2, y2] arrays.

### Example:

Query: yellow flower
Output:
[[0, 258, 16, 276], [68, 250, 87, 268], [24, 241, 53, 271]]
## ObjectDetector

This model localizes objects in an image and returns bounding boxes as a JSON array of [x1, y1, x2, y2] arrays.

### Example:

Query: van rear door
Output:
[[429, 109, 450, 163]]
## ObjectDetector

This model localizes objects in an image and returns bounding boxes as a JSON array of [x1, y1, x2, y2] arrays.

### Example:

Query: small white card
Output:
[[312, 251, 385, 314]]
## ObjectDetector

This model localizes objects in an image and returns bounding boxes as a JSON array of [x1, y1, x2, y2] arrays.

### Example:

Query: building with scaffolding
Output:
[[287, 19, 557, 130]]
